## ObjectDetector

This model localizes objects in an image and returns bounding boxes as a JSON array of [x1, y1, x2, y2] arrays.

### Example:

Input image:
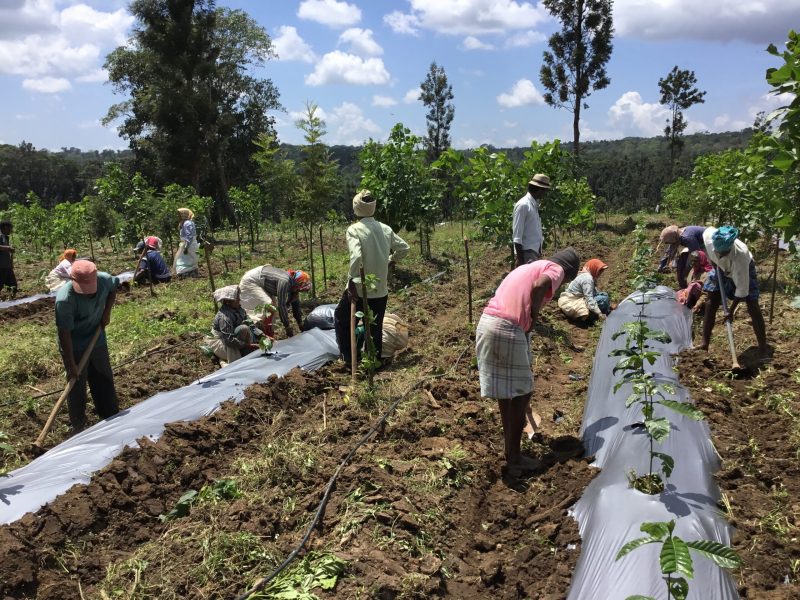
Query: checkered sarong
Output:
[[476, 313, 533, 399]]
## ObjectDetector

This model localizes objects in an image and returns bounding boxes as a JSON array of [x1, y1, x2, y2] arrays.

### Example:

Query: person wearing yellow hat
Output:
[[174, 208, 199, 277], [513, 173, 550, 267]]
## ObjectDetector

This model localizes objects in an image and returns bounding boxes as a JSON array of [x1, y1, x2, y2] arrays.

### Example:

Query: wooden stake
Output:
[[464, 237, 473, 324], [204, 241, 218, 312], [349, 299, 357, 381], [322, 393, 327, 430], [360, 265, 375, 388], [770, 233, 779, 324], [319, 225, 327, 291]]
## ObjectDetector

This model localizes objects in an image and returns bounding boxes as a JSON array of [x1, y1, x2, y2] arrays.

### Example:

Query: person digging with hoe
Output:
[[700, 226, 769, 359], [55, 260, 120, 433], [476, 248, 580, 477]]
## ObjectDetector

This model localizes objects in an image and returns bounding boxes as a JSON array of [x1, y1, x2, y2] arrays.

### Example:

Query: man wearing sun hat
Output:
[[55, 260, 120, 432], [513, 173, 550, 267], [700, 226, 769, 357]]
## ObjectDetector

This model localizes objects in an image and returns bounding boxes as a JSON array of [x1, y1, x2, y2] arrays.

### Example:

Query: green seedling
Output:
[[616, 519, 741, 600], [254, 551, 346, 600], [158, 478, 241, 522], [259, 336, 274, 353]]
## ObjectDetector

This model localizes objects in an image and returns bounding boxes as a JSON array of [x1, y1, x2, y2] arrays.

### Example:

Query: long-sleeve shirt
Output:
[[346, 217, 410, 299], [512, 193, 542, 253], [703, 228, 754, 299], [212, 304, 249, 350], [259, 266, 302, 330], [179, 220, 196, 245], [139, 250, 171, 280], [0, 232, 13, 269], [52, 258, 73, 280], [658, 225, 708, 272], [564, 271, 602, 315]]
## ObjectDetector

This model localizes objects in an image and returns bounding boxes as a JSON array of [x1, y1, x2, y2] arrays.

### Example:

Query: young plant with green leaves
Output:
[[629, 223, 659, 291], [615, 519, 741, 600]]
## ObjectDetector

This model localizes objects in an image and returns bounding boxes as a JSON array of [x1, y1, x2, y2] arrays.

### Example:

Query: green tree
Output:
[[104, 0, 281, 221], [539, 0, 614, 158], [359, 123, 436, 257], [659, 66, 707, 172], [295, 103, 340, 297], [251, 132, 298, 221], [419, 62, 455, 163]]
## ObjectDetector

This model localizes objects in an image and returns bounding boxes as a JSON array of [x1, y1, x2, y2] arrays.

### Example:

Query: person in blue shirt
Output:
[[134, 236, 172, 284], [55, 260, 119, 432], [657, 225, 707, 281]]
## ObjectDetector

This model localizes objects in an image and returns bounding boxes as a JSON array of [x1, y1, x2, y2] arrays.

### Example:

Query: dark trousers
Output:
[[334, 290, 388, 365], [62, 344, 119, 429], [0, 268, 17, 293]]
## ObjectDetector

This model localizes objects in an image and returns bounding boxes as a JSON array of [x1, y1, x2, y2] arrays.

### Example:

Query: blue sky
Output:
[[0, 0, 797, 151]]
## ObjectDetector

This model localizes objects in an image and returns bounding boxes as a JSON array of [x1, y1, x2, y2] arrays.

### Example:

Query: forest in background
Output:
[[0, 128, 752, 218]]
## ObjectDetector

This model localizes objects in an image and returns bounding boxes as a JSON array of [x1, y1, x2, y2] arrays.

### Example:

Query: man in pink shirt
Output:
[[476, 248, 580, 477]]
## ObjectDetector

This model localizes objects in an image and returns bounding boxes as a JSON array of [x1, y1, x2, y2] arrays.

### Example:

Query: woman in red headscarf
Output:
[[557, 258, 612, 322]]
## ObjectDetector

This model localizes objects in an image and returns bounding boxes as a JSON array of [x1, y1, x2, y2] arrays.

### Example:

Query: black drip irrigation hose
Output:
[[234, 344, 471, 600], [0, 333, 205, 409]]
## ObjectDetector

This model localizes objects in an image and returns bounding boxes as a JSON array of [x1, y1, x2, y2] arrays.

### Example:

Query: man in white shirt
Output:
[[700, 226, 769, 357], [513, 173, 550, 267], [334, 190, 410, 367]]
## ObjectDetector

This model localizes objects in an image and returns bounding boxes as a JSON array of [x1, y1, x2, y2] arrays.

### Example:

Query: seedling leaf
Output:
[[645, 417, 671, 443], [616, 536, 659, 560], [652, 451, 675, 478], [685, 540, 742, 569], [659, 399, 705, 420], [659, 536, 693, 579], [640, 521, 671, 539]]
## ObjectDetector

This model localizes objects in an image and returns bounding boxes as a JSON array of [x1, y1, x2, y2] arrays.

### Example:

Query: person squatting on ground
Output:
[[174, 208, 200, 277], [134, 237, 172, 285], [557, 258, 612, 323], [45, 248, 77, 292], [513, 173, 550, 267], [700, 226, 769, 357], [55, 260, 119, 432], [0, 220, 17, 295], [334, 190, 410, 368], [207, 285, 261, 364], [675, 248, 713, 310], [238, 265, 311, 338], [476, 248, 580, 477]]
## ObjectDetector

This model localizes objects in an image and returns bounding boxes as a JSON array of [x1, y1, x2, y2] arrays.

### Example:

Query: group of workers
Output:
[[481, 173, 772, 477]]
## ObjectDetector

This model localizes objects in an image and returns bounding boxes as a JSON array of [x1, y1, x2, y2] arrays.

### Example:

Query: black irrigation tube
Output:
[[0, 333, 205, 409], [234, 344, 471, 600]]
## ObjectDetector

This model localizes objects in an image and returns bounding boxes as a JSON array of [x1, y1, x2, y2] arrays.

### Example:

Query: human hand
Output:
[[101, 313, 111, 328], [66, 362, 79, 381], [600, 313, 607, 320], [286, 326, 295, 337]]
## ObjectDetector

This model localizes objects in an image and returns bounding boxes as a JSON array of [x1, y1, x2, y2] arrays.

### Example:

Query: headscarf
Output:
[[353, 190, 376, 218], [583, 258, 608, 280], [59, 248, 77, 262], [177, 208, 194, 221], [548, 247, 580, 281], [712, 226, 738, 253], [213, 284, 239, 303], [145, 236, 162, 250], [289, 269, 312, 292], [659, 225, 680, 246], [690, 250, 712, 272]]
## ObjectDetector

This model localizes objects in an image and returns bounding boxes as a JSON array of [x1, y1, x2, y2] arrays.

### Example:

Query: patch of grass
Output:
[[234, 435, 319, 491]]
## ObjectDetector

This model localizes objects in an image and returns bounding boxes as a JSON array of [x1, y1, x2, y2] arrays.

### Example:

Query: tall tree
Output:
[[419, 62, 455, 163], [539, 0, 614, 158], [295, 103, 340, 297], [103, 0, 281, 221], [659, 66, 707, 171]]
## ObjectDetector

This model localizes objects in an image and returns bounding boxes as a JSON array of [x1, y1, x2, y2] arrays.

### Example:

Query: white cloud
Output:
[[614, 0, 797, 43], [748, 92, 794, 119], [298, 0, 361, 28], [383, 11, 420, 35], [384, 0, 548, 36], [0, 0, 132, 88], [608, 91, 670, 137], [273, 25, 316, 63], [327, 101, 381, 145], [76, 68, 107, 83], [505, 30, 546, 48], [713, 114, 748, 131], [289, 106, 329, 123], [372, 94, 397, 107], [22, 76, 70, 93], [462, 36, 494, 50], [305, 51, 390, 86], [497, 79, 544, 108], [338, 27, 383, 56], [403, 87, 421, 103]]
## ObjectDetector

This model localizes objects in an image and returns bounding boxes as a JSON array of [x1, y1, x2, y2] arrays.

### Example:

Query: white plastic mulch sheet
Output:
[[0, 271, 135, 310], [567, 286, 739, 600], [0, 328, 339, 525]]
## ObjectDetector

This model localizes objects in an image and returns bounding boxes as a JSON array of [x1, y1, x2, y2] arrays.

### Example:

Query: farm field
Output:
[[0, 218, 798, 599]]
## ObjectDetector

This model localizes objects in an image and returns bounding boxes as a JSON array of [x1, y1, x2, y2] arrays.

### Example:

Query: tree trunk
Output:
[[573, 100, 581, 159], [236, 223, 243, 269], [319, 225, 327, 292], [88, 231, 95, 263], [248, 220, 255, 252], [308, 225, 316, 299]]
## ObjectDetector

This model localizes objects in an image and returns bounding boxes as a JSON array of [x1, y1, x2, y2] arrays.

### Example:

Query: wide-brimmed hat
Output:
[[353, 189, 376, 218], [528, 174, 551, 189], [71, 260, 98, 294]]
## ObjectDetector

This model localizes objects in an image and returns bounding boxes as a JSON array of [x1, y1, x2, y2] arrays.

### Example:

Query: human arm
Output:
[[58, 328, 78, 380], [580, 276, 603, 317], [389, 229, 410, 263], [528, 274, 554, 329], [513, 243, 525, 267], [214, 310, 249, 350], [102, 288, 116, 328], [291, 298, 303, 329], [675, 252, 690, 288], [346, 226, 362, 285], [276, 278, 294, 335], [657, 246, 675, 273]]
